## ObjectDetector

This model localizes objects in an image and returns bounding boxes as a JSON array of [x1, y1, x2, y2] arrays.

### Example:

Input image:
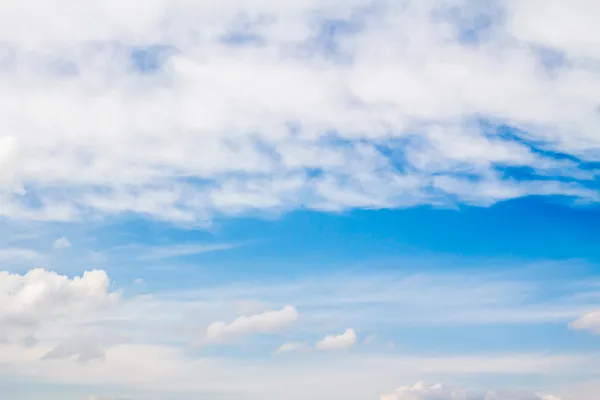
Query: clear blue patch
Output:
[[313, 19, 362, 56], [432, 1, 503, 46], [130, 45, 177, 73], [47, 59, 79, 77], [457, 14, 495, 45], [300, 3, 381, 63], [534, 46, 569, 75], [220, 32, 265, 47]]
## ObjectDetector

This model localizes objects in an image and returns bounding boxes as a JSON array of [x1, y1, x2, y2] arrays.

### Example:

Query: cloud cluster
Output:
[[0, 0, 599, 222], [381, 381, 561, 400], [0, 266, 593, 399], [0, 268, 119, 339]]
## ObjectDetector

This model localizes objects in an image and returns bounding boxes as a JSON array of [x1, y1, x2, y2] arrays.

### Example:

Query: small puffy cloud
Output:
[[205, 305, 298, 342], [53, 236, 72, 249], [381, 381, 562, 400], [315, 328, 357, 351], [275, 341, 310, 355], [569, 311, 600, 334]]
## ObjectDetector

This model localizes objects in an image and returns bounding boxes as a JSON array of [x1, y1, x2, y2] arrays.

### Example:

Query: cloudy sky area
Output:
[[1, 0, 600, 399]]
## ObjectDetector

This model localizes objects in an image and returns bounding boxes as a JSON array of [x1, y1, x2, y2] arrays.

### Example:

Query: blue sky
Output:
[[1, 1, 600, 400], [4, 196, 600, 399]]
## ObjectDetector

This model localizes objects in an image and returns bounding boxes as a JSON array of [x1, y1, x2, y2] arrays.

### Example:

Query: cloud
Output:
[[0, 247, 40, 262], [0, 136, 23, 194], [0, 268, 119, 336], [0, 0, 599, 222], [381, 381, 562, 400], [53, 236, 72, 249], [205, 305, 299, 342], [136, 243, 237, 261], [43, 332, 127, 364], [1, 344, 586, 400], [569, 311, 600, 334], [0, 265, 594, 399], [275, 341, 310, 355], [316, 328, 357, 350]]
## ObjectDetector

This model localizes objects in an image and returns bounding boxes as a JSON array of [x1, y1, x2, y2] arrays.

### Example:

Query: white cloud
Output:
[[316, 328, 357, 350], [0, 268, 119, 339], [53, 236, 72, 249], [0, 0, 598, 222], [275, 341, 310, 355], [205, 305, 299, 342], [0, 136, 23, 194], [381, 381, 562, 400], [569, 311, 600, 334]]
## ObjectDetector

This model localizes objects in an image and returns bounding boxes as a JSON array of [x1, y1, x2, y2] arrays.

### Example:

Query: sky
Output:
[[0, 0, 600, 399]]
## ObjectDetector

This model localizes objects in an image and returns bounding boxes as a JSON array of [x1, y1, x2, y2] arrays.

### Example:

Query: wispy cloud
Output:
[[53, 236, 72, 250], [136, 243, 239, 261], [0, 247, 41, 262], [205, 305, 299, 343]]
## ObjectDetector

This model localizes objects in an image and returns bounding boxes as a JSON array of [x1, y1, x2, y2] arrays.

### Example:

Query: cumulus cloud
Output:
[[205, 305, 299, 342], [381, 381, 562, 400], [0, 268, 119, 336], [0, 0, 599, 222], [316, 328, 357, 350], [53, 236, 72, 249]]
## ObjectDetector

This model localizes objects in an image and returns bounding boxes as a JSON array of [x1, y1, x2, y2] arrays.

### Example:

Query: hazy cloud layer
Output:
[[381, 381, 561, 400]]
